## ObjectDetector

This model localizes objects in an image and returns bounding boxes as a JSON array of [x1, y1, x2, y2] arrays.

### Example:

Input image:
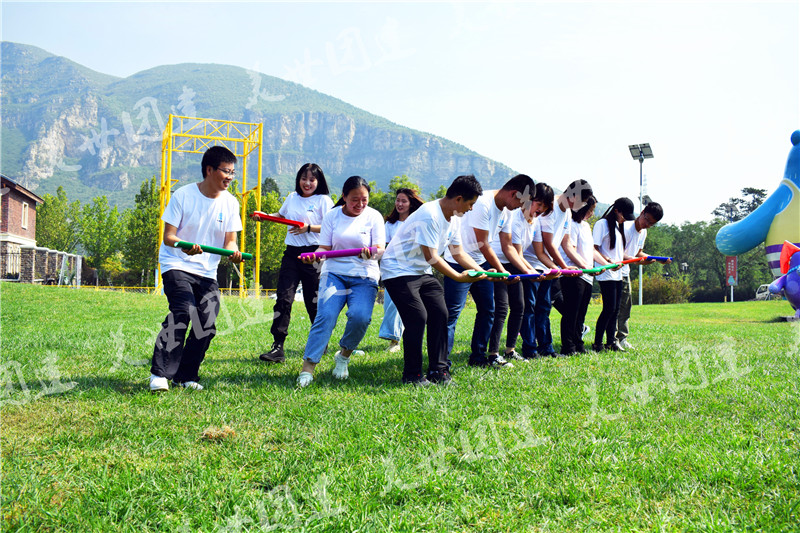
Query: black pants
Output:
[[151, 269, 220, 382], [575, 279, 593, 351], [551, 278, 565, 316], [270, 245, 321, 344], [488, 263, 525, 353], [559, 277, 591, 354], [595, 280, 622, 346], [384, 275, 449, 379]]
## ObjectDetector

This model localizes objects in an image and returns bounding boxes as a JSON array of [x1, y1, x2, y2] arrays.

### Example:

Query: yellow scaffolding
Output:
[[159, 114, 264, 297]]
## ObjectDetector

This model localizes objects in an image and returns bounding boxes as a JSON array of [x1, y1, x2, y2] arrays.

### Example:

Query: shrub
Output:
[[632, 273, 691, 304]]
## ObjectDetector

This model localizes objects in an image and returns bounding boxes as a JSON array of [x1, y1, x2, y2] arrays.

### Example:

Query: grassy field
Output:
[[1, 283, 799, 532]]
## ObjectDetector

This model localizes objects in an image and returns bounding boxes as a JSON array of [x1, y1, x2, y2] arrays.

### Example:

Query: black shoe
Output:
[[402, 373, 432, 387], [605, 342, 625, 352], [259, 342, 285, 363], [468, 355, 490, 367], [427, 370, 455, 386], [522, 352, 542, 360], [591, 343, 605, 352]]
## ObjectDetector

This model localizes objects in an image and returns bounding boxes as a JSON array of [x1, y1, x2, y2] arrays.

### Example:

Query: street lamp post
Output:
[[628, 143, 654, 306]]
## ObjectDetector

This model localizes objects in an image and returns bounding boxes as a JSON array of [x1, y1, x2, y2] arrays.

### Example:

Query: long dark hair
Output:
[[334, 176, 371, 207], [386, 188, 425, 223], [295, 163, 329, 196], [571, 195, 597, 223], [599, 198, 627, 250], [533, 182, 554, 216]]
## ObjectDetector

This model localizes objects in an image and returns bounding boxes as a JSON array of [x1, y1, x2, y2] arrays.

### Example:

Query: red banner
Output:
[[725, 256, 738, 286]]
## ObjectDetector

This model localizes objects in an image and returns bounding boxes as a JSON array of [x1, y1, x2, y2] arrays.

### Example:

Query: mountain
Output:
[[1, 41, 519, 207]]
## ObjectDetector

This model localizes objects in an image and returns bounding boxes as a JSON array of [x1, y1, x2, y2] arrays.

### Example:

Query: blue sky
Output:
[[2, 1, 798, 224]]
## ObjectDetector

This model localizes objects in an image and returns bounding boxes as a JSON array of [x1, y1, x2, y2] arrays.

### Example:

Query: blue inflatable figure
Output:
[[769, 241, 800, 319], [716, 130, 800, 278]]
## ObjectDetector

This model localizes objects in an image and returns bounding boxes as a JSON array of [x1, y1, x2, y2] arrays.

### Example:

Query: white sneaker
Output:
[[297, 371, 314, 388], [581, 324, 591, 339], [332, 352, 350, 380], [619, 339, 634, 350], [505, 350, 525, 361], [174, 380, 204, 391], [149, 374, 169, 392], [388, 340, 401, 353]]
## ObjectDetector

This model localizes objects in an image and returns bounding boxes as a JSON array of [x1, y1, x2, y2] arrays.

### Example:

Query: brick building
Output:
[[1, 174, 43, 277]]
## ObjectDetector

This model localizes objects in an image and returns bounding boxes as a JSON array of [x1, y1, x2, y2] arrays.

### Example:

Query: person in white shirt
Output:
[[488, 182, 553, 362], [528, 179, 594, 356], [258, 163, 333, 364], [378, 188, 425, 353], [616, 202, 668, 349], [443, 174, 535, 368], [592, 197, 635, 352], [150, 146, 243, 392], [296, 176, 385, 387], [558, 196, 599, 355], [381, 175, 488, 386]]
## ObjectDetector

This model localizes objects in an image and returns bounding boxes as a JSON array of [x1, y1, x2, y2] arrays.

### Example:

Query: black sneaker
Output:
[[427, 370, 455, 386], [468, 355, 490, 367], [259, 342, 285, 363], [605, 342, 625, 352], [402, 373, 432, 387], [591, 343, 605, 352]]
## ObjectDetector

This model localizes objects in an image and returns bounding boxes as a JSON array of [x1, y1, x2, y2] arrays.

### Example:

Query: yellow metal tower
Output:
[[159, 114, 264, 297]]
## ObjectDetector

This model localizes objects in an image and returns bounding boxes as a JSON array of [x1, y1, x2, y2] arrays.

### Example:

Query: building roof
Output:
[[1, 174, 44, 204]]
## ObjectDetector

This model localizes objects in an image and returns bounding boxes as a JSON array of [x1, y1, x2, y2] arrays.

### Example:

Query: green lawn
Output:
[[1, 283, 798, 532]]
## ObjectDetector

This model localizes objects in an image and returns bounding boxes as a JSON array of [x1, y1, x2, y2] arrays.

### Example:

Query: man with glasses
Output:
[[149, 145, 243, 392], [616, 201, 668, 350]]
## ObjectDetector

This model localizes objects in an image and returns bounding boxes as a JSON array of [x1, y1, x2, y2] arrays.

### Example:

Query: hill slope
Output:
[[1, 42, 518, 206]]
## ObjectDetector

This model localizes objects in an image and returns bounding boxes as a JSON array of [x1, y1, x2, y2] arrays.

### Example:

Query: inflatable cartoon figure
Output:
[[716, 130, 800, 285], [769, 241, 800, 318]]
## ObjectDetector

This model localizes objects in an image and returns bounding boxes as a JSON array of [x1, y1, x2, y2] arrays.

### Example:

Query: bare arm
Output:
[[542, 231, 568, 269], [502, 233, 534, 274], [560, 233, 591, 270], [447, 243, 486, 272], [424, 245, 484, 282], [474, 227, 506, 273], [534, 239, 558, 270], [223, 231, 243, 263]]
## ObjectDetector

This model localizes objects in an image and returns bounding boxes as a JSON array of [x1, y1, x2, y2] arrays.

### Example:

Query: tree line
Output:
[[35, 175, 439, 288], [36, 179, 772, 301]]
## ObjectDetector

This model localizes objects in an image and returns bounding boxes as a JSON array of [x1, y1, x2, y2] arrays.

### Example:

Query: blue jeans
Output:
[[521, 278, 554, 355], [520, 278, 538, 357], [303, 272, 378, 364], [534, 279, 555, 354], [378, 289, 403, 342], [443, 261, 495, 365]]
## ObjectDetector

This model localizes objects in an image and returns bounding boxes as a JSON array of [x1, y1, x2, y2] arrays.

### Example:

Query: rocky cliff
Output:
[[1, 42, 518, 206]]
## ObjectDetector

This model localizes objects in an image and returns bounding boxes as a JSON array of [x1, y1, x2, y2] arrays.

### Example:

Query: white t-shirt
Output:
[[489, 208, 514, 264], [319, 206, 385, 281], [444, 191, 509, 264], [620, 220, 648, 277], [385, 219, 404, 244], [381, 201, 463, 280], [565, 219, 595, 286], [532, 203, 571, 269], [159, 183, 243, 280], [278, 192, 334, 247], [515, 212, 542, 266], [593, 219, 625, 282]]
